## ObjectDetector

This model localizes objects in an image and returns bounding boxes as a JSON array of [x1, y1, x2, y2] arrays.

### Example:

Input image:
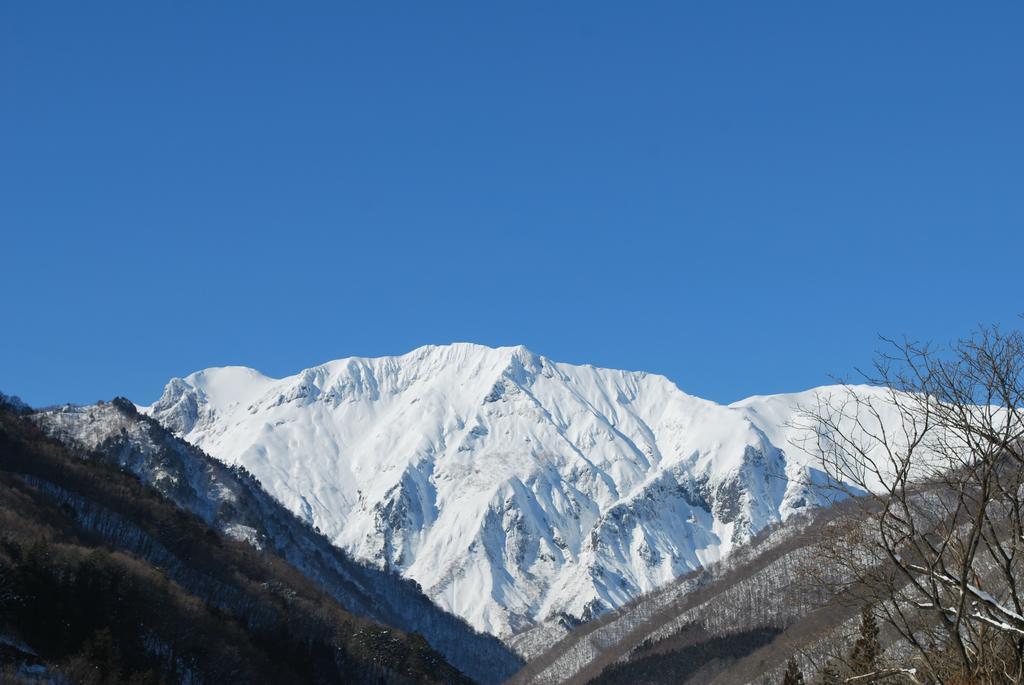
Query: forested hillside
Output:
[[31, 398, 520, 684], [0, 398, 472, 683]]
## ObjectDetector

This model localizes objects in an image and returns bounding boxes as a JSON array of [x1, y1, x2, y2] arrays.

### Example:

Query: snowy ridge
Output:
[[143, 343, 894, 638], [32, 399, 521, 683]]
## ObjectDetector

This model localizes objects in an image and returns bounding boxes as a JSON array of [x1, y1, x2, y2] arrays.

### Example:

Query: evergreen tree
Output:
[[848, 604, 881, 677], [782, 656, 805, 685]]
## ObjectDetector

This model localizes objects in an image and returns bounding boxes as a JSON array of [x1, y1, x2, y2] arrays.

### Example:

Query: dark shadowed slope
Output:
[[0, 397, 468, 679], [0, 397, 471, 683], [30, 398, 521, 683]]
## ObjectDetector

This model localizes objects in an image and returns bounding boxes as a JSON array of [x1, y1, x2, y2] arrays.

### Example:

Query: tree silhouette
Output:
[[781, 656, 805, 685], [848, 605, 880, 678]]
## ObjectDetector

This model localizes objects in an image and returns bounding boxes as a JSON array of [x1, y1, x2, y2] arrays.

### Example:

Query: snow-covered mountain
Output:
[[31, 398, 521, 683], [142, 343, 885, 638]]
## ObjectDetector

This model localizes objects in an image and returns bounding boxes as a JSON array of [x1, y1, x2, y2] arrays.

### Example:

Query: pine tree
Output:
[[848, 604, 881, 677], [782, 656, 805, 685]]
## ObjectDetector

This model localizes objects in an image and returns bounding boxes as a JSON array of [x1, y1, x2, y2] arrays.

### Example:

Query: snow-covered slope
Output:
[[31, 399, 521, 683], [142, 343, 879, 638]]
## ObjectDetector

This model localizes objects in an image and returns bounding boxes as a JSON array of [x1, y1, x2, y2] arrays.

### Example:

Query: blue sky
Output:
[[3, 2, 1022, 407]]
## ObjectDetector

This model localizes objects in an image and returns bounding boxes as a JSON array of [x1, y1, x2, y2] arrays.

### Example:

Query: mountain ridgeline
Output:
[[1, 343, 925, 684], [25, 397, 521, 683], [142, 343, 887, 639], [0, 396, 494, 683]]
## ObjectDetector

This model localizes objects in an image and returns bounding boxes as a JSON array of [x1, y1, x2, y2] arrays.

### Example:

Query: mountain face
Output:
[[509, 508, 838, 685], [31, 398, 520, 684], [0, 400, 477, 685], [143, 343, 876, 639]]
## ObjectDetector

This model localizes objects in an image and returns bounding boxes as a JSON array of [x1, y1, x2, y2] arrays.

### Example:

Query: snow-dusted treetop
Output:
[[143, 343, 893, 638], [0, 391, 30, 412]]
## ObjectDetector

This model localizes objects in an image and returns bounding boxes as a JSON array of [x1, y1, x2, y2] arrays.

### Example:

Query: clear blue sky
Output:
[[3, 2, 1022, 408]]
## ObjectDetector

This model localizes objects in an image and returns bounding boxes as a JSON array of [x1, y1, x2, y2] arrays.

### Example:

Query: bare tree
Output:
[[797, 326, 1024, 683]]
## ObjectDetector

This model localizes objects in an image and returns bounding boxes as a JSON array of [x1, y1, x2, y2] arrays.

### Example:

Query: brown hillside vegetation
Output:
[[0, 401, 471, 684]]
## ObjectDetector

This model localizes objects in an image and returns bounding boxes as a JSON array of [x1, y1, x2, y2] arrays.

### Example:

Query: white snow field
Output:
[[143, 343, 898, 638]]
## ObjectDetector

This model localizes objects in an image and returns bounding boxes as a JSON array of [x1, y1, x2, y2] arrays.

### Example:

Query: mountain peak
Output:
[[142, 344, 862, 637]]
